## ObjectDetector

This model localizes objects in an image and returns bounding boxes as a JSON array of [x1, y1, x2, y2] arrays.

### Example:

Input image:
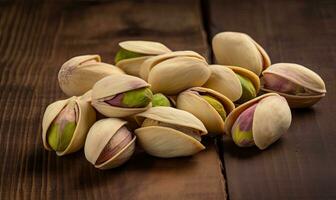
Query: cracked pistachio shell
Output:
[[84, 118, 136, 169], [261, 63, 327, 108], [58, 55, 125, 96], [42, 97, 96, 156], [177, 87, 235, 134], [228, 66, 260, 103], [224, 93, 291, 150], [203, 65, 242, 101], [91, 74, 152, 117], [139, 51, 211, 95], [134, 107, 207, 158], [116, 41, 171, 77], [212, 32, 271, 75]]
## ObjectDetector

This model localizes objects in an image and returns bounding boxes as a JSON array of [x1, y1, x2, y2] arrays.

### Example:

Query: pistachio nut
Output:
[[212, 32, 271, 75], [224, 93, 291, 150], [261, 63, 327, 108], [139, 51, 211, 95], [91, 74, 153, 117], [42, 97, 96, 156], [152, 93, 172, 107], [58, 55, 125, 96], [134, 107, 207, 158], [84, 118, 136, 169], [177, 87, 235, 134], [115, 41, 171, 77]]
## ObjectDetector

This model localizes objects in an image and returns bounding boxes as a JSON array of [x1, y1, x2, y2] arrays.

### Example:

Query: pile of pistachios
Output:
[[42, 32, 327, 169]]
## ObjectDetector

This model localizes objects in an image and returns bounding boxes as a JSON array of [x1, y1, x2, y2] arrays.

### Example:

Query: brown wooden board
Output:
[[207, 0, 336, 199], [0, 1, 226, 199]]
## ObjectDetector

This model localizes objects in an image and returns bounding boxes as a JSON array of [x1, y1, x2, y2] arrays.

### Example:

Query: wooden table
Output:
[[0, 0, 335, 199]]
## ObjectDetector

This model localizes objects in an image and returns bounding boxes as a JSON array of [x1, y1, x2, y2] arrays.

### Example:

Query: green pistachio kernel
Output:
[[122, 87, 153, 108], [236, 74, 257, 104], [47, 102, 77, 151], [152, 93, 171, 107], [201, 95, 226, 121], [114, 48, 144, 63]]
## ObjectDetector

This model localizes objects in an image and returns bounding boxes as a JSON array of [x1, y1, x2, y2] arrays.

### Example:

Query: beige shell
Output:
[[177, 87, 235, 134], [58, 55, 125, 96], [84, 118, 136, 169], [42, 97, 96, 156], [224, 93, 291, 150], [203, 65, 243, 101], [116, 41, 171, 77], [261, 63, 327, 108], [91, 74, 151, 117], [140, 51, 210, 95], [212, 32, 271, 75], [134, 107, 207, 158], [228, 66, 261, 93]]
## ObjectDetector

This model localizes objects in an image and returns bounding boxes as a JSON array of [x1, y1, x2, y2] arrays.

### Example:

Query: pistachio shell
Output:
[[91, 74, 152, 117], [224, 93, 291, 150], [261, 63, 326, 108], [42, 97, 96, 156], [177, 87, 235, 134], [116, 56, 152, 77], [140, 51, 206, 81], [203, 65, 242, 101], [212, 32, 271, 75], [84, 118, 136, 169], [134, 107, 207, 158], [58, 55, 124, 96], [119, 41, 171, 55], [228, 66, 260, 93]]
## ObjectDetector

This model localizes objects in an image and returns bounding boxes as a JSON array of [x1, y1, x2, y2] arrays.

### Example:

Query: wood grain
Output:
[[0, 1, 225, 199], [207, 0, 336, 199]]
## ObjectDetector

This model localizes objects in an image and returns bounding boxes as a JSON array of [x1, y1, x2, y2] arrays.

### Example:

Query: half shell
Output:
[[224, 93, 291, 150], [212, 32, 271, 75], [84, 118, 136, 169], [177, 87, 235, 134], [135, 107, 207, 158], [42, 97, 96, 156], [261, 63, 327, 108], [91, 74, 152, 117]]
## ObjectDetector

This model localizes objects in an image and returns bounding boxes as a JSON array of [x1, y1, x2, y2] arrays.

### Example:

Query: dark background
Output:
[[0, 0, 335, 199]]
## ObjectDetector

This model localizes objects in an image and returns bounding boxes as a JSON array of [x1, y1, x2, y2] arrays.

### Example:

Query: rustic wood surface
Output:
[[0, 0, 335, 199], [207, 0, 336, 199]]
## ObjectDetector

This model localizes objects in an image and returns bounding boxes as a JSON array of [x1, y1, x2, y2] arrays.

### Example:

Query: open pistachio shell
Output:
[[42, 97, 96, 156], [91, 74, 152, 117], [224, 93, 291, 150], [261, 63, 327, 108], [116, 41, 171, 77], [58, 55, 124, 96], [177, 87, 235, 134], [84, 118, 136, 169], [140, 51, 210, 95], [212, 32, 271, 75], [203, 65, 242, 101], [134, 107, 207, 158], [228, 66, 260, 103]]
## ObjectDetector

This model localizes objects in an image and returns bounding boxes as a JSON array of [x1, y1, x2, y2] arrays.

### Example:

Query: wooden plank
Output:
[[207, 0, 336, 199], [0, 1, 226, 199]]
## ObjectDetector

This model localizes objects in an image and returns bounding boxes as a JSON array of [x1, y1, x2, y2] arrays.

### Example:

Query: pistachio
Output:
[[85, 118, 136, 169], [58, 55, 124, 96], [134, 107, 207, 158], [140, 51, 211, 95], [42, 97, 96, 156], [261, 63, 327, 108], [224, 93, 291, 150], [115, 41, 171, 77], [235, 73, 257, 104], [177, 87, 234, 134], [91, 74, 152, 117], [212, 32, 271, 75], [152, 93, 171, 107]]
